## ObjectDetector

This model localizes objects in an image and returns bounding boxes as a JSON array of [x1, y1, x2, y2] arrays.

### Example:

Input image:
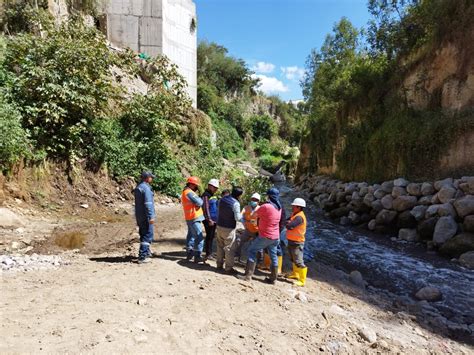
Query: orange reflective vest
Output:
[[287, 211, 307, 243], [243, 205, 258, 233], [181, 188, 203, 221]]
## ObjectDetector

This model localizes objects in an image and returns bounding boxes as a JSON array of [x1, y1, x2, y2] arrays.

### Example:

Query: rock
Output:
[[439, 233, 474, 257], [381, 195, 393, 210], [434, 178, 453, 191], [345, 183, 358, 194], [425, 204, 442, 218], [399, 228, 417, 242], [437, 203, 457, 218], [358, 326, 377, 343], [464, 215, 474, 233], [421, 183, 435, 196], [459, 251, 474, 269], [394, 178, 409, 187], [295, 291, 308, 302], [438, 186, 457, 204], [417, 217, 438, 240], [374, 189, 386, 199], [15, 227, 25, 234], [339, 216, 351, 226], [368, 219, 376, 231], [459, 183, 470, 194], [348, 211, 360, 224], [349, 270, 366, 288], [410, 205, 428, 221], [406, 183, 422, 196], [392, 196, 418, 212], [454, 195, 474, 218], [418, 195, 433, 205], [0, 208, 24, 229], [381, 181, 394, 193], [330, 207, 350, 219], [431, 193, 441, 204], [80, 204, 89, 209], [137, 298, 147, 305], [371, 199, 384, 212], [351, 191, 361, 201], [375, 209, 398, 225], [392, 186, 407, 198], [397, 210, 417, 229], [363, 193, 375, 207], [415, 286, 442, 301], [433, 216, 458, 245], [359, 186, 369, 197]]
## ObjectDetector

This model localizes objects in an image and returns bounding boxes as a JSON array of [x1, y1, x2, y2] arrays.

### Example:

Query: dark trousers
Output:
[[138, 221, 154, 260], [203, 220, 217, 257]]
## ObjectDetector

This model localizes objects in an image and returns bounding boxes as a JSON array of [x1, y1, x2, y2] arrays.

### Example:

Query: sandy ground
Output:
[[1, 203, 473, 354]]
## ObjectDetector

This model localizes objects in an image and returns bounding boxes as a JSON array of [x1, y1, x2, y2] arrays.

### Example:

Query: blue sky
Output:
[[194, 0, 371, 101]]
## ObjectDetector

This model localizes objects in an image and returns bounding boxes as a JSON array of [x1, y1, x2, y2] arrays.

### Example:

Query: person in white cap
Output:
[[234, 192, 261, 261], [285, 198, 308, 286], [201, 179, 220, 260]]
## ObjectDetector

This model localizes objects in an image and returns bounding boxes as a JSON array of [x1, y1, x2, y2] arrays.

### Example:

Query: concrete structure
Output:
[[105, 0, 197, 106]]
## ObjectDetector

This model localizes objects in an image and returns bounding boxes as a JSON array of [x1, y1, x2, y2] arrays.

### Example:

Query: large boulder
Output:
[[381, 181, 394, 193], [437, 203, 457, 218], [394, 178, 409, 187], [437, 186, 457, 204], [399, 228, 417, 242], [439, 233, 474, 257], [415, 286, 442, 302], [421, 182, 435, 196], [459, 251, 474, 269], [410, 205, 428, 221], [0, 208, 24, 229], [433, 216, 458, 245], [368, 219, 377, 230], [406, 183, 422, 196], [375, 209, 398, 225], [417, 217, 438, 240], [381, 195, 393, 210], [418, 195, 433, 205], [397, 210, 417, 229], [392, 196, 418, 212], [363, 193, 375, 207], [345, 183, 358, 194], [464, 215, 474, 233], [425, 204, 442, 218], [374, 189, 386, 199], [392, 186, 408, 198], [434, 178, 454, 191], [453, 195, 474, 218], [371, 200, 384, 212], [330, 206, 350, 219]]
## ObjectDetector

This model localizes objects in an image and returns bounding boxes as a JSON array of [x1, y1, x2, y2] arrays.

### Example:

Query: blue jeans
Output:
[[138, 221, 154, 260], [248, 236, 279, 267], [186, 221, 204, 258]]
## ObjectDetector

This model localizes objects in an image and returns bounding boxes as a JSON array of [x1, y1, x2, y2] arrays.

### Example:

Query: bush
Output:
[[247, 115, 277, 141], [211, 115, 246, 159]]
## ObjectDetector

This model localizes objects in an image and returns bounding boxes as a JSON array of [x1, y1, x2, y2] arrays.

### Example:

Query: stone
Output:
[[330, 207, 350, 219], [433, 216, 458, 245], [437, 203, 457, 218], [459, 251, 474, 269], [349, 270, 366, 288], [0, 208, 24, 229], [358, 326, 377, 343], [394, 178, 409, 187], [418, 195, 433, 205], [375, 209, 398, 225], [454, 196, 474, 218], [434, 178, 454, 191], [392, 196, 418, 212], [417, 217, 438, 240], [295, 291, 308, 302], [374, 189, 386, 199], [368, 219, 376, 231], [431, 193, 441, 204], [371, 200, 384, 212], [392, 186, 407, 198], [348, 211, 360, 224], [363, 193, 375, 207], [406, 183, 422, 196], [464, 215, 474, 233], [439, 233, 474, 257], [438, 186, 457, 204], [421, 183, 435, 196], [137, 298, 147, 305], [397, 210, 417, 229], [425, 204, 442, 218], [351, 191, 361, 201], [415, 286, 442, 301], [410, 205, 428, 221], [459, 183, 470, 194], [399, 228, 417, 242], [359, 186, 369, 197], [381, 195, 393, 210], [345, 183, 358, 194], [381, 181, 394, 193], [80, 204, 89, 209], [339, 216, 351, 226]]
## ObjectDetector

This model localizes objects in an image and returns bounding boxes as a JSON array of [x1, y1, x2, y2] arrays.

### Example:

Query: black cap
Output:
[[231, 186, 244, 198], [141, 171, 156, 180]]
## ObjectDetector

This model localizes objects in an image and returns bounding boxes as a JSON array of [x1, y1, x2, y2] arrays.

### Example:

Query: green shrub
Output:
[[259, 154, 281, 172], [211, 116, 246, 159], [247, 115, 277, 141]]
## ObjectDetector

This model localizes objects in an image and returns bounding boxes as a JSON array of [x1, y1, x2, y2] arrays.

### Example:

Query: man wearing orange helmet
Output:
[[181, 176, 206, 263]]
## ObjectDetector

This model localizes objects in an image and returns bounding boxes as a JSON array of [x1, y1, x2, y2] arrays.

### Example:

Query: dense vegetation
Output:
[[301, 0, 474, 181]]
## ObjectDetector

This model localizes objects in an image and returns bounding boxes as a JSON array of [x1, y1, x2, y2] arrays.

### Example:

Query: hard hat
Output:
[[251, 193, 261, 201], [208, 179, 219, 188], [291, 198, 306, 208], [187, 176, 200, 185]]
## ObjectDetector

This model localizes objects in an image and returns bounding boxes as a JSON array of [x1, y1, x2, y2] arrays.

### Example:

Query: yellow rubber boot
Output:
[[277, 256, 283, 274], [262, 253, 271, 270], [294, 267, 307, 287], [286, 263, 299, 279]]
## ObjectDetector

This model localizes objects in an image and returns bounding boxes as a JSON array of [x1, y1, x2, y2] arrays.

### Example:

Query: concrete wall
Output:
[[105, 0, 197, 106]]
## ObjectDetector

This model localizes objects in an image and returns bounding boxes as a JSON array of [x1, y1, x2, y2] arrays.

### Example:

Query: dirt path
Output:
[[1, 203, 473, 354]]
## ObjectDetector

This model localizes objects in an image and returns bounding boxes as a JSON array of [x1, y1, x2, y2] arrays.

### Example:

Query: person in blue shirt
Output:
[[134, 171, 156, 264], [201, 179, 220, 260]]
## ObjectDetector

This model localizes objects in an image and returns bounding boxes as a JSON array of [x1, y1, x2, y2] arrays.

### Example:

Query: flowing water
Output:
[[279, 185, 474, 331]]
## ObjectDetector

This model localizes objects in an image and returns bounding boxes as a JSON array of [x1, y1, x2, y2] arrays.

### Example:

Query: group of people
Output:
[[134, 172, 308, 287]]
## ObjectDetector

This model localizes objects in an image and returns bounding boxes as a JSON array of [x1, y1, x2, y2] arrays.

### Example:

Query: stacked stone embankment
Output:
[[295, 175, 474, 267]]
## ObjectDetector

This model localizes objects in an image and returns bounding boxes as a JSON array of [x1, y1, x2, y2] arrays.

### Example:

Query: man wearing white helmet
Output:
[[234, 192, 261, 261], [201, 179, 220, 260], [285, 197, 308, 287]]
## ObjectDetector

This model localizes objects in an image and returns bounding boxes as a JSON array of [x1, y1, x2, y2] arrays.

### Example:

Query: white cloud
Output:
[[251, 61, 275, 74], [251, 74, 289, 94], [281, 66, 305, 81]]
